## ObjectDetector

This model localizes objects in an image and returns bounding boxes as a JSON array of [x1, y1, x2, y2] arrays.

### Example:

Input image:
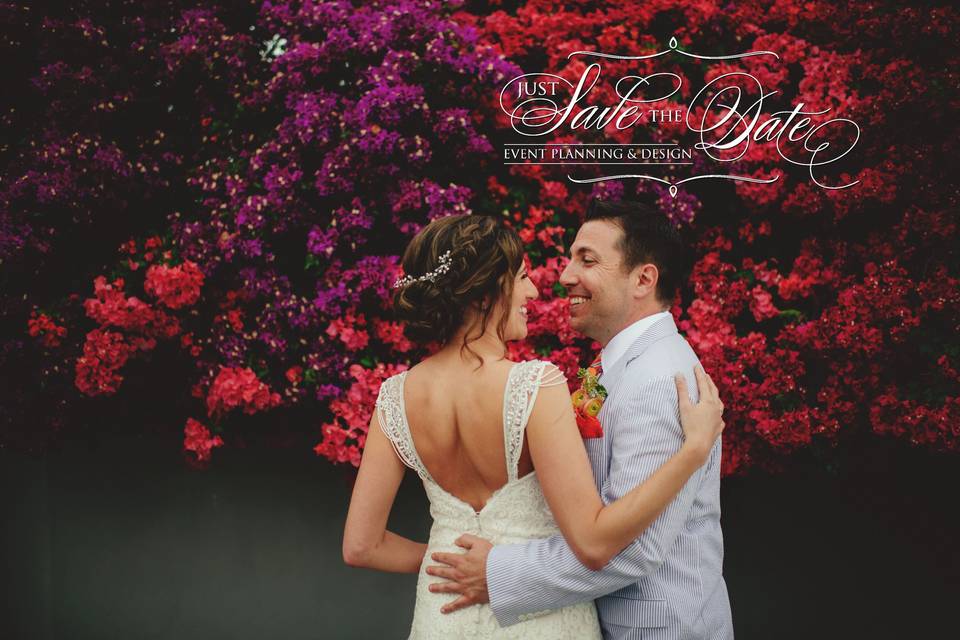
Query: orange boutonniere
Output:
[[571, 366, 607, 438]]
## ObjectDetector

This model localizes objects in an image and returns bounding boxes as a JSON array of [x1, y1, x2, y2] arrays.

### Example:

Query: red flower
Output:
[[28, 311, 67, 348], [206, 366, 281, 418], [285, 366, 303, 384], [575, 413, 604, 439], [374, 319, 413, 352], [144, 260, 204, 309], [225, 308, 243, 332], [183, 418, 224, 463], [75, 329, 133, 396], [84, 275, 181, 336]]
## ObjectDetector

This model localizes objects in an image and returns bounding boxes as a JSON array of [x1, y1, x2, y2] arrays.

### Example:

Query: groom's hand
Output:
[[425, 533, 493, 614]]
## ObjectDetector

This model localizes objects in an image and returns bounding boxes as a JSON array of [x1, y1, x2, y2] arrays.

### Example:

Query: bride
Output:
[[342, 214, 724, 638]]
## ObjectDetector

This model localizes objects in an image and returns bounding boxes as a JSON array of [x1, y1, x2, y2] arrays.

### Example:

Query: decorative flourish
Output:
[[568, 173, 781, 197], [568, 36, 779, 62]]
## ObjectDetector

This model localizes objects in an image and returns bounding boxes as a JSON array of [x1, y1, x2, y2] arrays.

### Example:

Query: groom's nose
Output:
[[559, 260, 576, 288]]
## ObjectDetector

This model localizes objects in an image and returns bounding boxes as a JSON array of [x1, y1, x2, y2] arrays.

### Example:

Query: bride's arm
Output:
[[526, 365, 723, 571], [342, 411, 428, 573]]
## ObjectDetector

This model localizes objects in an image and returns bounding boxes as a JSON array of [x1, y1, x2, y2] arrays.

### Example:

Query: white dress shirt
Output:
[[600, 310, 672, 373]]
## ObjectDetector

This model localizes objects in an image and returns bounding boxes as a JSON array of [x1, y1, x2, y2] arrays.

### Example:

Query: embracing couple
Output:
[[343, 199, 733, 639]]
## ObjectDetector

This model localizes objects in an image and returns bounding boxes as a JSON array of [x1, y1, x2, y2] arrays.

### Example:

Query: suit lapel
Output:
[[591, 315, 680, 488]]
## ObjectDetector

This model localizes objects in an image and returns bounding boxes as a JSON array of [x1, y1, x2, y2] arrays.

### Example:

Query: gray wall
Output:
[[2, 432, 957, 639]]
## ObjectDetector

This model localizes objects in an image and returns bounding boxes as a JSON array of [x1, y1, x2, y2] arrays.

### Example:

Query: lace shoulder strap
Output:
[[375, 372, 433, 483], [502, 360, 561, 481], [539, 362, 568, 388]]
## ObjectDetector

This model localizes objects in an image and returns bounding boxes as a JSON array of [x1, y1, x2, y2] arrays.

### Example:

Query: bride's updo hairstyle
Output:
[[393, 214, 524, 360]]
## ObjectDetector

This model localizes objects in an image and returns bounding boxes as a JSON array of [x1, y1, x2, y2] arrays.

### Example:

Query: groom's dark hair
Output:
[[584, 198, 690, 305]]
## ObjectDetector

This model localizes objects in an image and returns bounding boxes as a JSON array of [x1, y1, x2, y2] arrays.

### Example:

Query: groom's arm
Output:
[[487, 373, 711, 627]]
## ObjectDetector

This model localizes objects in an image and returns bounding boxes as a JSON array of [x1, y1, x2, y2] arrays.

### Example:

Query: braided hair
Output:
[[393, 214, 525, 363]]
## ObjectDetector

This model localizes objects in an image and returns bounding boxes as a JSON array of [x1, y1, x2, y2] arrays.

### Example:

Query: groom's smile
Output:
[[567, 295, 591, 323]]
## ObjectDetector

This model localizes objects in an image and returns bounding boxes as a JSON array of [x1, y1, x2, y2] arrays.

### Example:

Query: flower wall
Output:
[[2, 0, 957, 475]]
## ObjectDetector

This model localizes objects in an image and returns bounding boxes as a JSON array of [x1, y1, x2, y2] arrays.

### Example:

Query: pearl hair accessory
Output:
[[392, 250, 453, 289]]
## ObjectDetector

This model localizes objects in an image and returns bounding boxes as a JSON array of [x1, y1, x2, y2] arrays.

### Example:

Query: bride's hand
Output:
[[675, 365, 725, 460]]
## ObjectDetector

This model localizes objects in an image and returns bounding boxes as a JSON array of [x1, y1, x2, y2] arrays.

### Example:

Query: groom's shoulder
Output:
[[623, 332, 700, 386]]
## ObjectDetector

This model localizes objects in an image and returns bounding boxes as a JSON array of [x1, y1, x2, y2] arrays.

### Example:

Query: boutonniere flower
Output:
[[571, 365, 607, 438]]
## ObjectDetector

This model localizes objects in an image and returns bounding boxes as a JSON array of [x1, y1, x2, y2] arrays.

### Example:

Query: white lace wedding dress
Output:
[[375, 359, 601, 639]]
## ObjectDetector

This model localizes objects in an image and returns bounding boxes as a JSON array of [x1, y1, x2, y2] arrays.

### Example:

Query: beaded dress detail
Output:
[[375, 360, 601, 639]]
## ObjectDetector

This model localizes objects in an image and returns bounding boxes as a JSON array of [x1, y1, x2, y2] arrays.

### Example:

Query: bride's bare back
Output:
[[403, 355, 534, 512]]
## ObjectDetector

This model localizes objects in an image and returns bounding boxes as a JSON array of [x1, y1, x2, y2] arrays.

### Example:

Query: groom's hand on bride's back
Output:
[[425, 533, 493, 614]]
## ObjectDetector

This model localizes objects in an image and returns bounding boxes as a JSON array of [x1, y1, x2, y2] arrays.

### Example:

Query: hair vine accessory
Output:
[[392, 250, 453, 289]]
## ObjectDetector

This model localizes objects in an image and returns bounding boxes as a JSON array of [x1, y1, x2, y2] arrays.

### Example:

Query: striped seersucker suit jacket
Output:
[[487, 314, 733, 640]]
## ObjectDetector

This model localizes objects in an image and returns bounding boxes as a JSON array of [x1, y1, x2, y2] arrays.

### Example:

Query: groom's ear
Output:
[[632, 262, 660, 299]]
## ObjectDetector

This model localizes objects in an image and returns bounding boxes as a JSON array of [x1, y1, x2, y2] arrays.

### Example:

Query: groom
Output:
[[426, 198, 733, 639]]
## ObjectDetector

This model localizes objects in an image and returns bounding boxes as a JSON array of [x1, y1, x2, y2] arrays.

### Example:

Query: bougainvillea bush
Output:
[[2, 0, 957, 475]]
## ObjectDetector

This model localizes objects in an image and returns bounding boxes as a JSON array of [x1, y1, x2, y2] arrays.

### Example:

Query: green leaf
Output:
[[778, 309, 805, 323], [772, 392, 802, 412], [733, 270, 755, 284]]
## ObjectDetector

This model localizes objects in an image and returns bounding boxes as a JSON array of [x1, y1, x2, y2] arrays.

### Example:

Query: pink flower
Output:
[[314, 362, 407, 467], [326, 312, 370, 351], [749, 286, 779, 321]]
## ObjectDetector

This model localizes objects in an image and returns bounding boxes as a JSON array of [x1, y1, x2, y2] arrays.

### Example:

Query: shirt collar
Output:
[[600, 310, 672, 373]]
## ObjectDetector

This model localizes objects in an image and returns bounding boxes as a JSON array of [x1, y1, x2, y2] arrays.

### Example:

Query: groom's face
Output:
[[560, 220, 634, 345]]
